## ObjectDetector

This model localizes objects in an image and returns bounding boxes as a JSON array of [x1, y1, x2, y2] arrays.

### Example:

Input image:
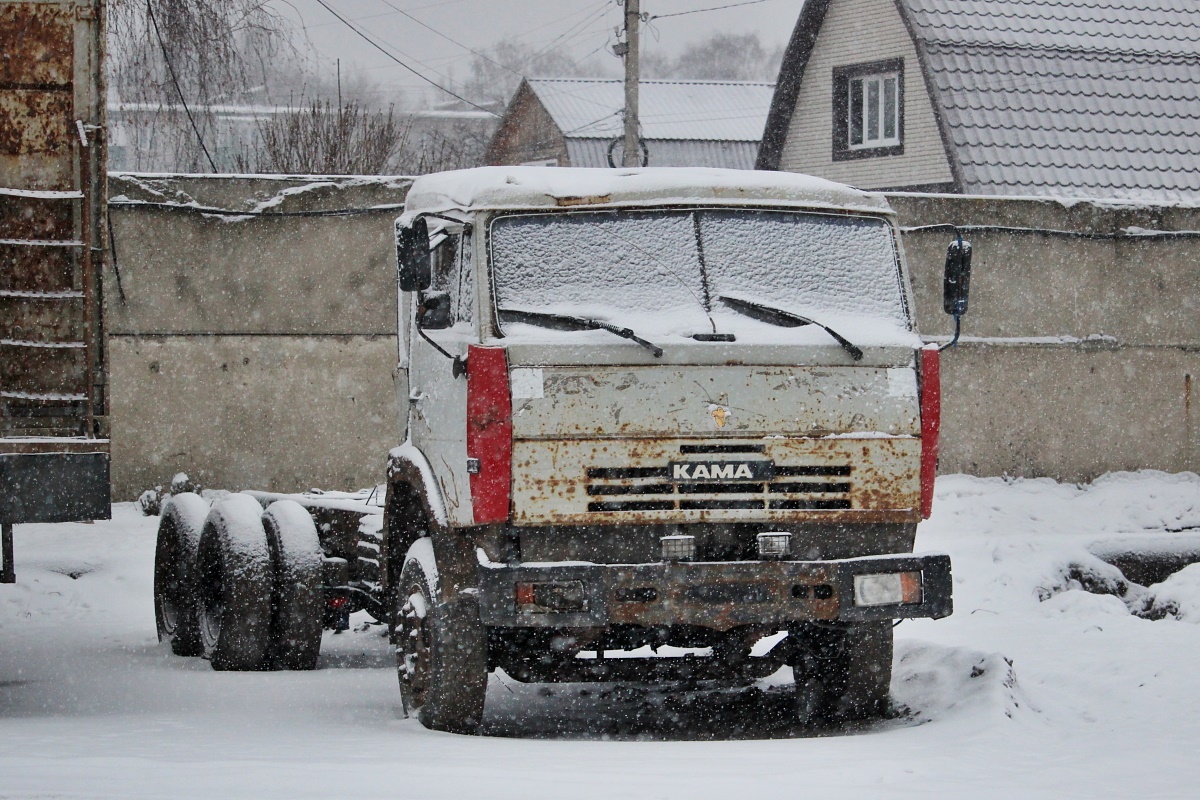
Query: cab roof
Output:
[[400, 166, 893, 222]]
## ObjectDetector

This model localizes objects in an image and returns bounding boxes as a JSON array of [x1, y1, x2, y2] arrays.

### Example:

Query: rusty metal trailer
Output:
[[1, 0, 110, 582]]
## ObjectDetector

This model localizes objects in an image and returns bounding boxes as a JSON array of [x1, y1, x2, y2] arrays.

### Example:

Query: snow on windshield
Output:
[[489, 208, 911, 343], [490, 210, 712, 335]]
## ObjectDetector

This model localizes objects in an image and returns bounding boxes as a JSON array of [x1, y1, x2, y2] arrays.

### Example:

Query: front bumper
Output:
[[478, 553, 952, 630]]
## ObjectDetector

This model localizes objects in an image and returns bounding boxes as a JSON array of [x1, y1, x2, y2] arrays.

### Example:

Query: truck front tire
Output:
[[791, 621, 892, 725], [196, 495, 274, 671], [395, 544, 488, 734], [153, 492, 210, 656]]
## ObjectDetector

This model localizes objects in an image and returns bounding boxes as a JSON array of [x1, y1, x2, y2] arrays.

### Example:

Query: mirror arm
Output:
[[416, 321, 468, 378], [939, 311, 962, 351]]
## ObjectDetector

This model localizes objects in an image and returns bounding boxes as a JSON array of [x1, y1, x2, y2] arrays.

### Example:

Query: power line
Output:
[[311, 0, 498, 115], [375, 0, 522, 78], [529, 1, 614, 63], [145, 0, 218, 172], [649, 0, 777, 20]]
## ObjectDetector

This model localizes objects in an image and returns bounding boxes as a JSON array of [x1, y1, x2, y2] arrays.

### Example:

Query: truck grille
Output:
[[585, 464, 852, 513]]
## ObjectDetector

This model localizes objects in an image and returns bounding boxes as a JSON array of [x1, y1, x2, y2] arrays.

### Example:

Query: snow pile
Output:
[[892, 642, 1031, 722], [1141, 564, 1200, 622]]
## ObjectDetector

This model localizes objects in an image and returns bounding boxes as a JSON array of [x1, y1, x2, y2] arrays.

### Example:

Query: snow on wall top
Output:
[[901, 0, 1200, 201], [401, 167, 893, 220], [527, 79, 775, 142]]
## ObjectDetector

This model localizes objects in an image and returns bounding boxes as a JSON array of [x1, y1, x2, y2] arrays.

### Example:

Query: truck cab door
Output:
[[407, 229, 476, 526]]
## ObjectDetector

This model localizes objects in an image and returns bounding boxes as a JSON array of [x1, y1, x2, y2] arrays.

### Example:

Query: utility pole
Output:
[[622, 0, 641, 167]]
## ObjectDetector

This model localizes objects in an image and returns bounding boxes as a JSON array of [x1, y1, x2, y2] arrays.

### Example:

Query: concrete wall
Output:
[[892, 193, 1199, 480], [105, 174, 410, 499], [104, 175, 1198, 498]]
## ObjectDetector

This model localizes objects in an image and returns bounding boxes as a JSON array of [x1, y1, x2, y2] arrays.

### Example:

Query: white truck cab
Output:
[[383, 167, 966, 732]]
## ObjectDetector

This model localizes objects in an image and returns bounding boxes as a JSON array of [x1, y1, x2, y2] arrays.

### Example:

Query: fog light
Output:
[[756, 532, 791, 559], [661, 534, 695, 562], [853, 571, 922, 607]]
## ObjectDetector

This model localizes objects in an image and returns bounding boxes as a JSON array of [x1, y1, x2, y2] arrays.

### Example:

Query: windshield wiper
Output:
[[717, 295, 863, 361], [497, 307, 664, 358]]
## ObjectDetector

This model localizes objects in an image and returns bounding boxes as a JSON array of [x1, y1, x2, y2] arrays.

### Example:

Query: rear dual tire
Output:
[[196, 494, 275, 671], [154, 492, 210, 656], [158, 493, 324, 671]]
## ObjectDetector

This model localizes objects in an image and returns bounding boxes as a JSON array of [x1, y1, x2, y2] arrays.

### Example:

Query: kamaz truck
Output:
[[153, 167, 971, 734]]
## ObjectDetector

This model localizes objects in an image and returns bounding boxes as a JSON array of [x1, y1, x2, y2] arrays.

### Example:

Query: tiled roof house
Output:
[[757, 0, 1200, 201], [487, 78, 775, 169]]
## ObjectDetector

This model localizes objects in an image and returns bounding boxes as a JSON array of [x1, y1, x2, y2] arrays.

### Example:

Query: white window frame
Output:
[[848, 71, 901, 150]]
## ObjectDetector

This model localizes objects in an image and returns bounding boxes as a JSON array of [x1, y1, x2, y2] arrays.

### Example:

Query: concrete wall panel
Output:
[[109, 335, 401, 498]]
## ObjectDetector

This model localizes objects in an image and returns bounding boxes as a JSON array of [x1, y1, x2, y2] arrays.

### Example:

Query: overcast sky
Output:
[[280, 0, 803, 105]]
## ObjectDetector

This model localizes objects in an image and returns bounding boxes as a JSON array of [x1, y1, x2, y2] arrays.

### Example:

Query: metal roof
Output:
[[565, 139, 759, 170], [402, 166, 893, 220], [526, 79, 775, 142]]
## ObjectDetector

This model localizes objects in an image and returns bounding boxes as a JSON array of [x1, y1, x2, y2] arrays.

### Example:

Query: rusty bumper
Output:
[[477, 553, 952, 631]]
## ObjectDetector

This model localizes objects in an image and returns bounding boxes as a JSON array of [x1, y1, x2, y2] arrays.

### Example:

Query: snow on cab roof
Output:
[[400, 167, 892, 221]]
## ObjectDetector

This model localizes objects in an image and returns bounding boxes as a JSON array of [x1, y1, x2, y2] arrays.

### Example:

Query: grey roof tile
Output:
[[901, 0, 1200, 200]]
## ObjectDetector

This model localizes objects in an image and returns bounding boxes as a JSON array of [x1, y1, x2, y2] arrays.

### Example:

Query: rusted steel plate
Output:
[[0, 3, 74, 87], [0, 90, 72, 156], [509, 365, 920, 439], [0, 296, 83, 340], [0, 194, 74, 240], [511, 436, 921, 526], [0, 244, 73, 291], [0, 342, 86, 394]]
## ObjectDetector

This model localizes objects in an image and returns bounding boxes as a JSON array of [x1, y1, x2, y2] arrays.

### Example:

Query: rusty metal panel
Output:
[[509, 365, 920, 439], [0, 296, 83, 340], [0, 194, 75, 238], [511, 436, 921, 526], [0, 244, 75, 291], [1, 0, 108, 525], [0, 90, 73, 155], [0, 342, 86, 394], [0, 3, 74, 87]]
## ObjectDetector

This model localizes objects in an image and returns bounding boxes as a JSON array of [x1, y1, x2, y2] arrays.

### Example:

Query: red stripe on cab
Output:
[[466, 345, 512, 524]]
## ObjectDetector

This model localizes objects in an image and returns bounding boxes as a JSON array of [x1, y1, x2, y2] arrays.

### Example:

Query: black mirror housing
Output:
[[418, 290, 453, 330], [396, 217, 432, 292], [943, 238, 972, 316]]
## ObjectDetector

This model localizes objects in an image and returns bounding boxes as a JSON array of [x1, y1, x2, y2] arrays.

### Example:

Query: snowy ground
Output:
[[2, 472, 1199, 799]]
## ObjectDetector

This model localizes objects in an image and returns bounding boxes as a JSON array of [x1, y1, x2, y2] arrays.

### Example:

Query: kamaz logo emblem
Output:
[[669, 461, 774, 482]]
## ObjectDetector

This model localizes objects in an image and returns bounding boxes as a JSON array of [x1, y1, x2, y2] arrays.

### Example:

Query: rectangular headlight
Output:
[[661, 534, 695, 562], [853, 571, 922, 607], [756, 532, 791, 559]]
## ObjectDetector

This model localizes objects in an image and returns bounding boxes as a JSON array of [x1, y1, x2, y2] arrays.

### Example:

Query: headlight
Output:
[[853, 571, 922, 606]]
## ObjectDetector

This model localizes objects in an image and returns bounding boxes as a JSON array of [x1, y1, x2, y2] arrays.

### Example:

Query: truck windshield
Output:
[[489, 208, 911, 344]]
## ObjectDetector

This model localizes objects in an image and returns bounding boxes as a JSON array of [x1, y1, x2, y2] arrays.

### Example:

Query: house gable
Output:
[[764, 0, 955, 191], [485, 81, 569, 167]]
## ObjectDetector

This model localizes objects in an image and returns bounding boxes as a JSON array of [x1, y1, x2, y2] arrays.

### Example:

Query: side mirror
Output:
[[418, 290, 453, 330], [943, 238, 972, 316], [396, 217, 431, 292]]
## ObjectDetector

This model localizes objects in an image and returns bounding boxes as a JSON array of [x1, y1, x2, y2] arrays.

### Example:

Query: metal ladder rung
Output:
[[1, 339, 86, 349], [0, 391, 87, 402], [0, 238, 85, 248], [0, 188, 83, 199], [0, 290, 84, 299]]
